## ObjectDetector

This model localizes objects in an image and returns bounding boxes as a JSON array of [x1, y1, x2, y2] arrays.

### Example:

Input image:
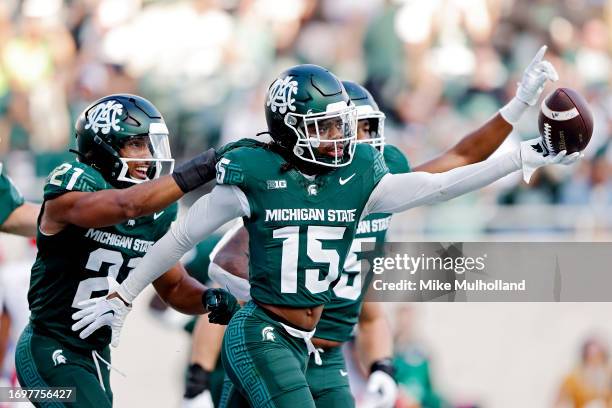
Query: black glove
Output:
[[184, 363, 210, 398], [370, 358, 396, 380], [203, 288, 240, 325], [172, 148, 217, 193]]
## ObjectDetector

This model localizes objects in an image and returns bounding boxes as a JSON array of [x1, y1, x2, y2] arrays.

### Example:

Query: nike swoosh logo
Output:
[[339, 369, 348, 376], [339, 174, 355, 185], [153, 211, 164, 220]]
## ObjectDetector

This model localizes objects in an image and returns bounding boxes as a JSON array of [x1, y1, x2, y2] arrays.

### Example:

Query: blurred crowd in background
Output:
[[1, 0, 612, 220]]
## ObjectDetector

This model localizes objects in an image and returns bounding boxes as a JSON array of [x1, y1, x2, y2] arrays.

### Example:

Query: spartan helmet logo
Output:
[[261, 326, 276, 342], [267, 76, 298, 114], [307, 184, 318, 196], [84, 100, 124, 135], [52, 349, 67, 366]]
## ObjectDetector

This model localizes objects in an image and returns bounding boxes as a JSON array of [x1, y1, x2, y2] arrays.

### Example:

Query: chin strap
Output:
[[69, 149, 88, 160]]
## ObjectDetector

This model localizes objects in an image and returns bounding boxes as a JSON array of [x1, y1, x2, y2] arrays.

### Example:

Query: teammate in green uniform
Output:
[[14, 94, 237, 408], [0, 164, 39, 237], [181, 47, 562, 407], [75, 61, 579, 408], [0, 163, 40, 385]]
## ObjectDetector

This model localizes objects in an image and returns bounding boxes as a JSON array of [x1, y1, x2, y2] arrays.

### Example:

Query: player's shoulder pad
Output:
[[216, 141, 275, 187], [352, 143, 389, 185], [217, 138, 267, 157], [383, 144, 411, 174], [44, 161, 109, 200]]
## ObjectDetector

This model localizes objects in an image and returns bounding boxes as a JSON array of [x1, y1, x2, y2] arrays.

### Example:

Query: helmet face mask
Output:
[[75, 94, 175, 188], [115, 125, 174, 185], [286, 102, 358, 167], [265, 65, 358, 169], [341, 81, 386, 153], [355, 105, 385, 153]]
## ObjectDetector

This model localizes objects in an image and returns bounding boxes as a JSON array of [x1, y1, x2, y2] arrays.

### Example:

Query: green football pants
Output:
[[15, 323, 112, 408], [306, 345, 354, 408], [220, 302, 315, 408]]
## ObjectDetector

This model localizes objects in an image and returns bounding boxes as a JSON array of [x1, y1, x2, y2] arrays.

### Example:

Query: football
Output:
[[538, 87, 593, 154]]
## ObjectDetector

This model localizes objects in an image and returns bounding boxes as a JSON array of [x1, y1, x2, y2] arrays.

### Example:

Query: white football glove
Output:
[[181, 390, 214, 408], [500, 45, 559, 124], [519, 137, 583, 183], [516, 45, 559, 106], [360, 371, 398, 408], [71, 278, 131, 347]]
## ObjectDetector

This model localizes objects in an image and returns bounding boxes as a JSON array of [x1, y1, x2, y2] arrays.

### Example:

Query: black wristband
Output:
[[370, 358, 396, 379], [172, 148, 217, 193], [184, 363, 210, 398], [203, 288, 218, 312]]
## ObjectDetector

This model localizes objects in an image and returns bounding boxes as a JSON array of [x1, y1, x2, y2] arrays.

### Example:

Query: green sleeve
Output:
[[215, 149, 248, 187], [370, 146, 390, 185], [43, 162, 109, 200], [383, 144, 411, 174], [0, 169, 25, 225]]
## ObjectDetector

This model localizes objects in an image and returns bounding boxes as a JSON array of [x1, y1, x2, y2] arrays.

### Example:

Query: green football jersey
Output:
[[28, 161, 177, 351], [0, 163, 25, 225], [315, 145, 411, 342], [217, 142, 389, 308]]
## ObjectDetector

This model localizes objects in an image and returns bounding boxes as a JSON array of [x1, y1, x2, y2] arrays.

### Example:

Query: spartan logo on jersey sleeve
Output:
[[85, 100, 123, 135], [267, 76, 298, 114], [261, 326, 276, 342], [52, 349, 67, 366]]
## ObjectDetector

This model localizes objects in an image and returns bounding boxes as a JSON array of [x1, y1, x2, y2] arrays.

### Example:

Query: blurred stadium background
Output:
[[1, 0, 612, 406]]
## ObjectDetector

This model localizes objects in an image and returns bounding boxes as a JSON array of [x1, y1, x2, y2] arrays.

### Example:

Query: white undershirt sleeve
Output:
[[118, 185, 249, 302], [364, 150, 521, 217]]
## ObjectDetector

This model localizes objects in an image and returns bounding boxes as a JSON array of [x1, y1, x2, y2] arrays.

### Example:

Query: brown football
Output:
[[538, 88, 593, 154]]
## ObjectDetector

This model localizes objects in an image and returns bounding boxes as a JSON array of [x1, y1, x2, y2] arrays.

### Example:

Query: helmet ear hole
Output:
[[286, 115, 298, 126], [293, 146, 304, 156]]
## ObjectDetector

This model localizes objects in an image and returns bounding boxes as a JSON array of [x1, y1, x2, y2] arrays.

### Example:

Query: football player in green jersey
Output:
[[0, 165, 40, 388], [14, 94, 237, 408], [180, 45, 562, 408], [77, 61, 579, 408], [0, 167, 39, 237]]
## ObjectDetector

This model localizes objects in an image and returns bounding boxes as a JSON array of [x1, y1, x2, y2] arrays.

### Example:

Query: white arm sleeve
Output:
[[364, 150, 521, 216], [118, 185, 250, 302]]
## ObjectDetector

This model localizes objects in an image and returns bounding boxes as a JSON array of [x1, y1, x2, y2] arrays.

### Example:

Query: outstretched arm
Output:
[[415, 45, 558, 173], [43, 175, 183, 232], [42, 149, 217, 233], [414, 114, 512, 173], [0, 202, 40, 237], [365, 143, 579, 217], [118, 185, 250, 303], [365, 150, 521, 217]]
